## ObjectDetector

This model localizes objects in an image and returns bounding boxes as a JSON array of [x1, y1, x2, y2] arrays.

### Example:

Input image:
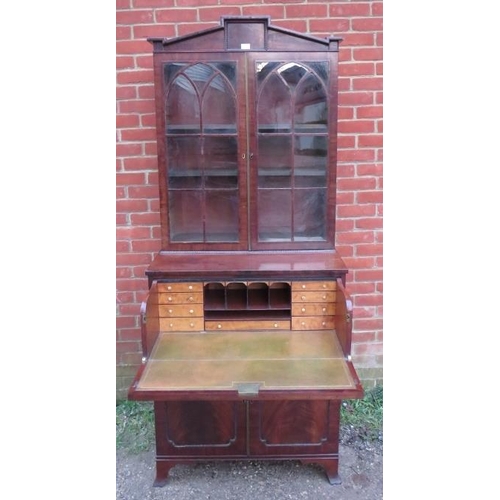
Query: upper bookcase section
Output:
[[147, 16, 342, 53]]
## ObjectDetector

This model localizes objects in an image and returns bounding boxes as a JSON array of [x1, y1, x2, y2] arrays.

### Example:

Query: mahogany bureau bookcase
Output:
[[128, 16, 364, 486]]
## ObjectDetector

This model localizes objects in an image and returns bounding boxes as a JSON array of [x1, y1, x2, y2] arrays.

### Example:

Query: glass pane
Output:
[[308, 62, 329, 84], [213, 62, 237, 87], [205, 190, 239, 242], [164, 63, 184, 85], [256, 61, 281, 83], [258, 190, 292, 242], [204, 136, 238, 189], [294, 136, 327, 188], [278, 62, 307, 89], [257, 73, 291, 133], [167, 137, 202, 189], [295, 73, 327, 133], [202, 74, 236, 134], [293, 189, 327, 241], [184, 63, 215, 92], [166, 75, 200, 134], [258, 136, 292, 188], [169, 190, 203, 242]]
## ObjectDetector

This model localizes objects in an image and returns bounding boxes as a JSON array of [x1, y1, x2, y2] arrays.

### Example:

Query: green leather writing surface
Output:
[[136, 330, 356, 392]]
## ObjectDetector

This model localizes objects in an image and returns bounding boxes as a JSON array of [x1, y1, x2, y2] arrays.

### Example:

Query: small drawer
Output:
[[158, 292, 203, 304], [158, 304, 203, 317], [157, 282, 202, 293], [205, 320, 291, 331], [159, 317, 204, 331], [292, 281, 336, 291], [292, 302, 336, 316], [292, 317, 335, 330], [292, 291, 335, 303]]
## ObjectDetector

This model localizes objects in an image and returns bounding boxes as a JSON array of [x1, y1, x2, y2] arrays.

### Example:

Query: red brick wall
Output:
[[116, 0, 383, 398]]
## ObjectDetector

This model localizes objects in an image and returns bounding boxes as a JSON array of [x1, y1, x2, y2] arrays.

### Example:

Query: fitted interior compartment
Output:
[[204, 281, 291, 321]]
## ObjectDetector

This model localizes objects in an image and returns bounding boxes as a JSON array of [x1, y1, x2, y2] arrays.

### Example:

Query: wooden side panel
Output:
[[142, 281, 160, 358], [249, 400, 339, 456], [154, 401, 246, 457], [334, 278, 353, 356]]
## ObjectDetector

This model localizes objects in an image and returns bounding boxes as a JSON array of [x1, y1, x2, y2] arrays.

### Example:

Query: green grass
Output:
[[341, 385, 383, 441], [116, 386, 383, 454], [116, 400, 155, 453]]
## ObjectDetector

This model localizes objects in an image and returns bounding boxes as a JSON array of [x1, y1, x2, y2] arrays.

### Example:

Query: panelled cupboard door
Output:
[[155, 51, 338, 251], [247, 400, 340, 456], [153, 400, 339, 458], [154, 401, 247, 457]]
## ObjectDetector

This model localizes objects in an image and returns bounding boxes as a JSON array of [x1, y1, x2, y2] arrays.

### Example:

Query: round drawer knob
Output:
[[322, 283, 327, 289], [189, 309, 194, 314], [168, 297, 173, 302], [188, 285, 193, 290], [168, 309, 173, 314], [322, 321, 326, 326], [167, 285, 172, 291], [190, 323, 194, 328], [169, 323, 173, 328], [301, 284, 306, 289], [322, 307, 326, 313], [188, 296, 194, 301], [322, 295, 326, 300], [301, 322, 306, 326], [217, 324, 222, 329], [301, 295, 306, 300], [274, 323, 278, 328], [301, 307, 306, 313]]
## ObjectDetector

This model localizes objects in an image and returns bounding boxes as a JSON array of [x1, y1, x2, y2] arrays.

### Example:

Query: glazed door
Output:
[[159, 54, 248, 250], [157, 51, 338, 251], [248, 53, 338, 250]]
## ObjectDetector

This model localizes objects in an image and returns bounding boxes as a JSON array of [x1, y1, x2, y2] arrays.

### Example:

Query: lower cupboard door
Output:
[[154, 401, 247, 457], [248, 400, 340, 456]]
